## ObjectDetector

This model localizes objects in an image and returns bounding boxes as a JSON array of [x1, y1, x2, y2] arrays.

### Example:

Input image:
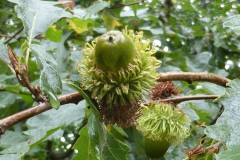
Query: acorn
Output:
[[95, 31, 135, 72], [136, 102, 190, 158], [79, 28, 161, 127], [144, 137, 171, 159]]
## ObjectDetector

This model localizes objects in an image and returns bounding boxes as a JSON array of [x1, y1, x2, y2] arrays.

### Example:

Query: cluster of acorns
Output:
[[79, 28, 190, 158]]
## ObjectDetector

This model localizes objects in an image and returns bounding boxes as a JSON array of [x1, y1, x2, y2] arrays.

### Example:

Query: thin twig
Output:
[[201, 105, 224, 144], [0, 92, 83, 135], [4, 27, 24, 44], [159, 72, 230, 87], [210, 105, 224, 125], [160, 95, 219, 104], [8, 47, 46, 102]]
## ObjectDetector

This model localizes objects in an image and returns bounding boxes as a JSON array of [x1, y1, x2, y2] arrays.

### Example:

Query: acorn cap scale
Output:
[[95, 31, 135, 72]]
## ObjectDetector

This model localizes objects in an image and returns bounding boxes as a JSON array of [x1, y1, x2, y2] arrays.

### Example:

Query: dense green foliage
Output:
[[1, 0, 240, 160]]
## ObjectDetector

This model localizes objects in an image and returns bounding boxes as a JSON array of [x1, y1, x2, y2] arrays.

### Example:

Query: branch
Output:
[[8, 47, 46, 102], [210, 105, 224, 125], [0, 72, 228, 135], [4, 27, 24, 44], [0, 92, 83, 135], [159, 72, 230, 87], [0, 94, 218, 135], [160, 95, 219, 104]]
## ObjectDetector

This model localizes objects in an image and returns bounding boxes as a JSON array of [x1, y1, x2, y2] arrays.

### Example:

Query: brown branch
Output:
[[0, 72, 228, 135], [0, 93, 218, 135], [160, 95, 219, 104], [158, 72, 230, 87], [0, 92, 83, 135], [8, 47, 46, 102], [4, 27, 24, 44]]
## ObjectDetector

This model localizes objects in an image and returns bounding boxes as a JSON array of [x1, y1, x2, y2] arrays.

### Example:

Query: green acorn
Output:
[[144, 137, 171, 159], [95, 31, 135, 72], [79, 28, 160, 127], [136, 102, 190, 158]]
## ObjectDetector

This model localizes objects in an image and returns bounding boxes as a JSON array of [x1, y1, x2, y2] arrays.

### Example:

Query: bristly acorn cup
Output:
[[79, 28, 161, 127], [136, 102, 191, 158]]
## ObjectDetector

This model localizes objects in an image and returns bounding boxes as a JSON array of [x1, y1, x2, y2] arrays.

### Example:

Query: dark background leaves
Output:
[[1, 0, 240, 159]]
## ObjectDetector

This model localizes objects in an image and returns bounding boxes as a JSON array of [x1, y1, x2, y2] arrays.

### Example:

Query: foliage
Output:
[[205, 79, 240, 147], [0, 0, 240, 160]]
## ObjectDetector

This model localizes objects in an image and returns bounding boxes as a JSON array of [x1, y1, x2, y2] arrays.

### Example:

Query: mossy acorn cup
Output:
[[94, 31, 136, 72], [79, 28, 160, 127], [136, 102, 190, 158]]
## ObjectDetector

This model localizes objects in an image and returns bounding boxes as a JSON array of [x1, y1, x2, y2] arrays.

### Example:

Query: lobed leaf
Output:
[[223, 15, 240, 35], [74, 1, 109, 19], [205, 79, 240, 147], [31, 44, 57, 68], [40, 64, 62, 108], [25, 101, 86, 148], [217, 144, 240, 160], [72, 118, 99, 160], [73, 115, 129, 160], [8, 0, 72, 40], [0, 44, 10, 64]]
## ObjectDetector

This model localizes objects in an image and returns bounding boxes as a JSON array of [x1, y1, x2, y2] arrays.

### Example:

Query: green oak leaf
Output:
[[205, 79, 240, 147]]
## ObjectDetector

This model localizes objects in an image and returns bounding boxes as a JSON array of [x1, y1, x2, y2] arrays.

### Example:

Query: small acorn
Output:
[[136, 102, 190, 158], [95, 31, 135, 72], [144, 137, 171, 159]]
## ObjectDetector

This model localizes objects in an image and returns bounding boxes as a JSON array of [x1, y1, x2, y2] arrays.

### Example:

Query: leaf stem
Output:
[[26, 4, 39, 66]]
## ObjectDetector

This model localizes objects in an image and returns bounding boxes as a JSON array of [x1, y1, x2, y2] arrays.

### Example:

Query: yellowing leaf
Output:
[[101, 10, 122, 30], [46, 26, 62, 42], [69, 17, 92, 34]]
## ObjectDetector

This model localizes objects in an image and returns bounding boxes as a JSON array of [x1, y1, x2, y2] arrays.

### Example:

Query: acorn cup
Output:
[[136, 102, 190, 158], [78, 28, 161, 127]]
